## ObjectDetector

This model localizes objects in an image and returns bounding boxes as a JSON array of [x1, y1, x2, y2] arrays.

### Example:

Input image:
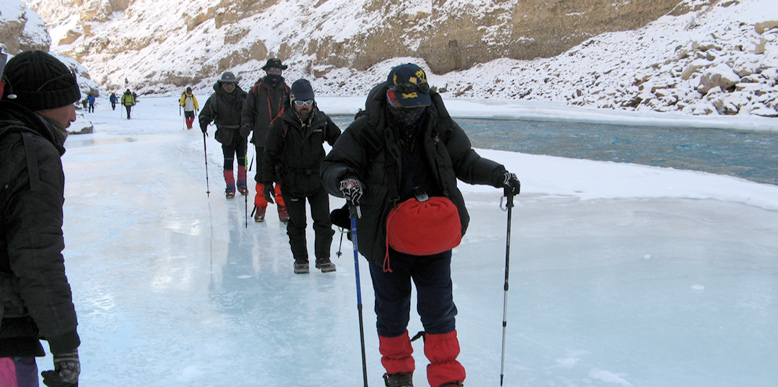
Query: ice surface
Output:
[[47, 97, 778, 386]]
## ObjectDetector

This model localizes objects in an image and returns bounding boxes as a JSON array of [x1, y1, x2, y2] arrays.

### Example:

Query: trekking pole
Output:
[[203, 132, 210, 197], [244, 153, 248, 228], [499, 188, 515, 386], [348, 201, 368, 387]]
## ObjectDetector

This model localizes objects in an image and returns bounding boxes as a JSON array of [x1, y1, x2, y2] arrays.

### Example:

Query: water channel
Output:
[[330, 115, 778, 186]]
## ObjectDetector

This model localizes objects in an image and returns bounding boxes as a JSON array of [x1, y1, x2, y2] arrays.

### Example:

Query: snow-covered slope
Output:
[[14, 0, 778, 117]]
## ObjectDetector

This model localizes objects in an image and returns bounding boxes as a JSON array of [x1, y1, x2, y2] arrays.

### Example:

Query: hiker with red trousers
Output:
[[261, 79, 341, 274], [240, 58, 290, 222], [321, 63, 521, 387], [179, 86, 199, 129], [199, 71, 248, 199]]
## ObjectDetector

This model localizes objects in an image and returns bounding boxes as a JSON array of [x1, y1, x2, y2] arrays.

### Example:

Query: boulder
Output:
[[698, 64, 741, 94]]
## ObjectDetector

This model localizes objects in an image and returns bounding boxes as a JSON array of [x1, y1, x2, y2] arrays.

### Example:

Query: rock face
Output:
[[27, 0, 687, 78], [0, 0, 50, 54]]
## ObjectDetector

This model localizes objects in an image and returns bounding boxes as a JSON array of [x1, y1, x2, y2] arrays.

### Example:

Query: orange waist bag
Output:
[[385, 196, 462, 263]]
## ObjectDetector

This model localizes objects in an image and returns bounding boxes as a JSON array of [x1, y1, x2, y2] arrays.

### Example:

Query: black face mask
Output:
[[266, 74, 281, 85], [387, 103, 425, 128]]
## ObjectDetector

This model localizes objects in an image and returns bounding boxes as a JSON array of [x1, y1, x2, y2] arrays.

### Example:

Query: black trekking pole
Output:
[[203, 132, 211, 197], [348, 201, 369, 387], [499, 188, 515, 386], [244, 154, 248, 228]]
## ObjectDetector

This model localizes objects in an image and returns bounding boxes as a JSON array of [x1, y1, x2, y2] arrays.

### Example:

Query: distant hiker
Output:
[[109, 92, 117, 110], [0, 50, 82, 387], [199, 71, 248, 199], [121, 89, 135, 119], [262, 79, 341, 274], [86, 93, 95, 113], [240, 58, 290, 222], [179, 86, 199, 130], [321, 63, 521, 387]]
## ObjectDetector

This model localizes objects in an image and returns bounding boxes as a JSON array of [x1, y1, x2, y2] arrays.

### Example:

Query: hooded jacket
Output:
[[199, 81, 247, 145], [263, 105, 340, 197], [240, 77, 290, 147], [0, 100, 80, 357], [320, 83, 507, 266]]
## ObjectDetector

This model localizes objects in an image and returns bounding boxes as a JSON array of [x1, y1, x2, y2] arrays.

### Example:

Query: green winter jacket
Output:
[[320, 84, 507, 266]]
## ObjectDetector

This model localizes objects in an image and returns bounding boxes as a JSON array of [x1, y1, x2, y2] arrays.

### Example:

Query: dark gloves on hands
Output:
[[502, 171, 521, 195], [200, 124, 207, 135], [239, 124, 251, 138], [339, 178, 363, 205], [263, 182, 275, 204], [42, 350, 80, 387]]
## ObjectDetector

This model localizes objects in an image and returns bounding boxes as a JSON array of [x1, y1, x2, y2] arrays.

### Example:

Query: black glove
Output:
[[263, 182, 275, 204], [502, 171, 521, 195], [339, 178, 363, 205], [42, 350, 80, 387], [200, 124, 207, 135], [239, 124, 251, 138]]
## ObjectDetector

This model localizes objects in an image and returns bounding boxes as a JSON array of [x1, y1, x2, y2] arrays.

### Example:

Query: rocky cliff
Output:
[[24, 0, 690, 82]]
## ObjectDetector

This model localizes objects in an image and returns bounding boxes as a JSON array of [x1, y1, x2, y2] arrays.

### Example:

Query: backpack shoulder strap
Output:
[[20, 131, 41, 192]]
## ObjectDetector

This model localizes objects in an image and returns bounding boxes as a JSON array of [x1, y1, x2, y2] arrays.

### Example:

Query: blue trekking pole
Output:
[[348, 200, 368, 387]]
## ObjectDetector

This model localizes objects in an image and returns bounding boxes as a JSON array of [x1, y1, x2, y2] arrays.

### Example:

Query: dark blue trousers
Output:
[[369, 249, 457, 338]]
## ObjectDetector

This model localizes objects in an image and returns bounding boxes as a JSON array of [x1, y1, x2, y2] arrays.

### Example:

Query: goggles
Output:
[[294, 99, 314, 106], [266, 67, 283, 74], [389, 82, 430, 94]]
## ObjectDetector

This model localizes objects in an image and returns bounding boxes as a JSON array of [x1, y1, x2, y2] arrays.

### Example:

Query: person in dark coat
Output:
[[109, 92, 117, 110], [240, 58, 291, 222], [321, 63, 521, 387], [262, 79, 340, 274], [0, 50, 81, 387], [199, 71, 248, 199]]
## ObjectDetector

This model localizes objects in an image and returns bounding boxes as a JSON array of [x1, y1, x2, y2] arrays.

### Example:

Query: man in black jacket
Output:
[[199, 71, 248, 199], [321, 63, 520, 387], [0, 50, 81, 387], [240, 58, 291, 222], [262, 79, 341, 274]]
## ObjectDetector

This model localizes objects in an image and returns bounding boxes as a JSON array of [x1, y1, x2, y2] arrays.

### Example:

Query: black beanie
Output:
[[2, 51, 81, 111]]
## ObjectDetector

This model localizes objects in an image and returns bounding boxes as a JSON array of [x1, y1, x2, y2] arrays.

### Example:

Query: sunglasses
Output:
[[294, 99, 314, 106], [390, 82, 430, 94], [266, 67, 283, 74]]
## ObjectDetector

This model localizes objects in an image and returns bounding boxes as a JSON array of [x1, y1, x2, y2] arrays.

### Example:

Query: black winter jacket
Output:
[[199, 82, 247, 146], [240, 77, 290, 147], [320, 84, 507, 266], [263, 106, 341, 197], [0, 100, 80, 357]]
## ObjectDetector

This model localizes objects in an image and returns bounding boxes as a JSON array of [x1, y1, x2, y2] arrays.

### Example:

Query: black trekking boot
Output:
[[315, 257, 336, 273], [383, 372, 413, 387]]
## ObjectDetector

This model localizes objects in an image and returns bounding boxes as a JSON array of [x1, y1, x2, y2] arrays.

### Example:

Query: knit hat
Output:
[[2, 51, 81, 111], [262, 58, 287, 70], [290, 79, 314, 101], [386, 63, 431, 107]]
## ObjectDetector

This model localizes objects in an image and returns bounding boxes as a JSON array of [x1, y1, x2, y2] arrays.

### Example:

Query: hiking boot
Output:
[[293, 260, 309, 274], [225, 185, 236, 199], [384, 372, 413, 387], [254, 206, 266, 222], [315, 257, 336, 273], [278, 206, 290, 224], [237, 181, 248, 195]]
